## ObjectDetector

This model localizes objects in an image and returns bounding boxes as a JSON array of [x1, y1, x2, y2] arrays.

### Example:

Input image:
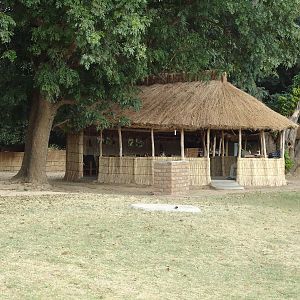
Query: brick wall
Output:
[[154, 160, 189, 195]]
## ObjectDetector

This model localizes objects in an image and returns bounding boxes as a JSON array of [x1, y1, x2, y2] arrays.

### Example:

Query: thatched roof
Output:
[[124, 76, 297, 131]]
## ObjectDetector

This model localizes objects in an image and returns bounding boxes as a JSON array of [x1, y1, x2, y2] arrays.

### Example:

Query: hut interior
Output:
[[81, 125, 286, 185]]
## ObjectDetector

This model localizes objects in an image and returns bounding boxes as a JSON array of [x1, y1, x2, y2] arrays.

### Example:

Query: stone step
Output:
[[210, 180, 244, 190]]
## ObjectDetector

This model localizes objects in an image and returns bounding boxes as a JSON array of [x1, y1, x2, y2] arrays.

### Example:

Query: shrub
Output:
[[284, 150, 294, 173]]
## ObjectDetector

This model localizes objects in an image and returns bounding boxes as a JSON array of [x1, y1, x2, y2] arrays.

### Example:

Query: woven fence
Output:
[[65, 132, 83, 181], [0, 150, 66, 172], [98, 156, 210, 186], [237, 158, 286, 186]]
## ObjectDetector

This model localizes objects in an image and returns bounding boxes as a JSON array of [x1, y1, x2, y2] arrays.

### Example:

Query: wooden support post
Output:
[[282, 130, 285, 157], [207, 128, 210, 158], [218, 137, 222, 156], [207, 129, 211, 180], [99, 130, 103, 157], [280, 131, 283, 157], [262, 131, 267, 158], [238, 129, 242, 158], [226, 139, 229, 156], [213, 135, 216, 157], [280, 130, 285, 158], [222, 131, 225, 156], [98, 130, 103, 180], [221, 131, 225, 176], [151, 128, 155, 157], [118, 126, 123, 157], [260, 131, 263, 156], [181, 128, 185, 159], [202, 131, 207, 157], [259, 131, 263, 156]]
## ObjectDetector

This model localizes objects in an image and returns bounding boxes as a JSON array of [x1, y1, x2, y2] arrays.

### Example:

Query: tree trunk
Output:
[[13, 95, 57, 184], [291, 140, 300, 174], [286, 100, 300, 160], [14, 91, 39, 179], [265, 132, 277, 154], [295, 139, 300, 159]]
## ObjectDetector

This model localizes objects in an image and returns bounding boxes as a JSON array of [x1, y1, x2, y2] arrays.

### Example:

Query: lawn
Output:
[[0, 191, 299, 299]]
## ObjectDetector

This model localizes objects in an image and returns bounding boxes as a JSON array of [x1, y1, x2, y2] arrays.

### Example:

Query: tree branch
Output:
[[54, 99, 76, 110], [289, 100, 300, 123], [65, 42, 77, 61], [52, 119, 70, 130]]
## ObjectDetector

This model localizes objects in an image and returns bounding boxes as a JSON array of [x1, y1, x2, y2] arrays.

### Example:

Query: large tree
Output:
[[1, 0, 300, 184], [0, 0, 149, 184]]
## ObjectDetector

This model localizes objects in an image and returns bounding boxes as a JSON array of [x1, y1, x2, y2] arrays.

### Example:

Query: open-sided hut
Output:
[[67, 74, 297, 187]]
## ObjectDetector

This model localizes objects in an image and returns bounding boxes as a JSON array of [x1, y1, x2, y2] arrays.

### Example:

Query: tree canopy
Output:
[[0, 0, 151, 182], [147, 0, 300, 89], [1, 0, 149, 120]]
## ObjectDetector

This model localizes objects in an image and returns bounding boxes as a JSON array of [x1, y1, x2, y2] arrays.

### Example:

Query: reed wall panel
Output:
[[64, 132, 83, 181], [0, 150, 66, 172], [187, 157, 211, 186], [98, 156, 210, 186], [237, 158, 286, 186]]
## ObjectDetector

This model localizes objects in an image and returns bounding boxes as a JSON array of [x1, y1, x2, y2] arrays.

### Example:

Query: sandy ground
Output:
[[0, 171, 299, 197], [0, 172, 299, 299], [0, 185, 299, 299]]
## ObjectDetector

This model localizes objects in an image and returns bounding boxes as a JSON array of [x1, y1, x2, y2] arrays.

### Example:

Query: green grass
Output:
[[0, 191, 299, 299]]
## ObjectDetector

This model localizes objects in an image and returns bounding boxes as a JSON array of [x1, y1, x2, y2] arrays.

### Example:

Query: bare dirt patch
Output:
[[1, 171, 300, 199]]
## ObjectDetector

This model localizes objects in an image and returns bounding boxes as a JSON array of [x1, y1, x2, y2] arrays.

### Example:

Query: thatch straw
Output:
[[123, 78, 297, 131]]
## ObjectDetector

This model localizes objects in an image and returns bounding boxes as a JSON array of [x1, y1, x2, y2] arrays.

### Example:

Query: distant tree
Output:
[[275, 75, 300, 160], [146, 0, 300, 90], [0, 9, 26, 146], [261, 69, 300, 163]]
